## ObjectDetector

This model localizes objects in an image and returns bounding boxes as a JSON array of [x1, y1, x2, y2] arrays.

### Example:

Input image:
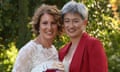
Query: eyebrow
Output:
[[64, 18, 81, 20]]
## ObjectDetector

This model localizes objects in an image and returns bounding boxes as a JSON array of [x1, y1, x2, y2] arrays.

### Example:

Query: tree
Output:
[[16, 0, 32, 49], [0, 0, 120, 72]]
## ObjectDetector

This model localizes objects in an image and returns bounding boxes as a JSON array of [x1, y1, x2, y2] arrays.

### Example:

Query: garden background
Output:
[[0, 0, 120, 72]]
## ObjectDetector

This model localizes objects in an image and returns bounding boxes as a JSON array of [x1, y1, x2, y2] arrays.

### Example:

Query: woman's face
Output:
[[64, 13, 86, 39], [39, 13, 58, 40]]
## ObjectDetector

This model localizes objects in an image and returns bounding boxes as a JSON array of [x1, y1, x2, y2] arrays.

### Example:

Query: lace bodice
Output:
[[12, 40, 59, 72]]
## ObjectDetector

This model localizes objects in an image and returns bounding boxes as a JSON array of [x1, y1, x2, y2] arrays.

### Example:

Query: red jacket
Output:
[[59, 32, 108, 72]]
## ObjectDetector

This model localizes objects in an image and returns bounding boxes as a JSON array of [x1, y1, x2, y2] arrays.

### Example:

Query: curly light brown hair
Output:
[[30, 4, 62, 35]]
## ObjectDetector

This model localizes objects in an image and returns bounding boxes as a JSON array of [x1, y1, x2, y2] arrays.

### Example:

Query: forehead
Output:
[[64, 13, 81, 19], [41, 13, 53, 17], [40, 13, 54, 20]]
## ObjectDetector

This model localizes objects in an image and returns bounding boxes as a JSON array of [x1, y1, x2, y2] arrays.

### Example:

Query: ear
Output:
[[84, 19, 88, 25]]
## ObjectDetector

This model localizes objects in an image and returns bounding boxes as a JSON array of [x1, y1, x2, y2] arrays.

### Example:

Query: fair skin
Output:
[[35, 13, 58, 48], [63, 13, 87, 60], [35, 13, 64, 71]]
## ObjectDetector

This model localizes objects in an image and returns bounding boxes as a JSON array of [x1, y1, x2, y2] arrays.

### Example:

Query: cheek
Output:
[[64, 25, 67, 29], [64, 28, 68, 33], [39, 24, 45, 30], [64, 25, 69, 32], [39, 24, 47, 30], [81, 25, 85, 31], [64, 26, 68, 32], [54, 26, 58, 32]]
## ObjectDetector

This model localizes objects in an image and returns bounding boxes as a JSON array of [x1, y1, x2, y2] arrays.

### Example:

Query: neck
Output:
[[35, 35, 53, 48], [70, 32, 83, 48]]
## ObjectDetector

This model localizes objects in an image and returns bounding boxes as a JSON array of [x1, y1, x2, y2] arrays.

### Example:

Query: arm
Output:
[[12, 46, 33, 72], [31, 61, 64, 72], [89, 39, 108, 72]]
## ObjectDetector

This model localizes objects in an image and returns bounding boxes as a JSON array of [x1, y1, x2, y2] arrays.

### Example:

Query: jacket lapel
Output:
[[70, 33, 88, 72], [59, 42, 72, 61]]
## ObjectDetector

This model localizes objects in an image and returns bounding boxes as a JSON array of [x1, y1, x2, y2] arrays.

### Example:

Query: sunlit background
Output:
[[0, 0, 120, 72]]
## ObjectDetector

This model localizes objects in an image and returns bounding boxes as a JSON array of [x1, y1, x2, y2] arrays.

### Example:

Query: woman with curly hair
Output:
[[12, 4, 64, 72]]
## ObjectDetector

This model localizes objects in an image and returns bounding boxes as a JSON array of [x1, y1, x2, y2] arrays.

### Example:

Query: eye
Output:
[[42, 21, 48, 25], [74, 20, 79, 23], [64, 20, 70, 23], [51, 21, 57, 25]]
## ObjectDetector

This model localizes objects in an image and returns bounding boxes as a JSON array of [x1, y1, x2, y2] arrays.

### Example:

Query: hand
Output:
[[31, 61, 64, 72], [52, 61, 64, 71]]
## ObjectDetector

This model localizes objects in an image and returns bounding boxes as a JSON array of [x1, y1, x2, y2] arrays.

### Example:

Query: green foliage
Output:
[[83, 0, 120, 72], [0, 0, 120, 72], [0, 42, 18, 72], [0, 0, 19, 48], [54, 34, 70, 50]]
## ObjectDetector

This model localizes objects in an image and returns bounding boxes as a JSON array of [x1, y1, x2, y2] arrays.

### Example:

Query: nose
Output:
[[48, 23, 52, 30], [69, 21, 74, 28]]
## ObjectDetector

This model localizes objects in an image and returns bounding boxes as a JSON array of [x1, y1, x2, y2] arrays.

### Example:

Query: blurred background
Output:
[[0, 0, 120, 72]]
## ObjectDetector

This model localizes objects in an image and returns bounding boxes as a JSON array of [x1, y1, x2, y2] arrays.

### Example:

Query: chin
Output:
[[45, 36, 54, 40], [69, 34, 78, 38], [68, 34, 75, 37]]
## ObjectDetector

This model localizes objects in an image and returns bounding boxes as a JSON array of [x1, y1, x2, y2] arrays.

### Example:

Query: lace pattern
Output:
[[12, 40, 59, 72]]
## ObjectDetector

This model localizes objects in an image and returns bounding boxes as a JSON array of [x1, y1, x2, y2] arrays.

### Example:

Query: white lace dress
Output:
[[12, 40, 59, 72]]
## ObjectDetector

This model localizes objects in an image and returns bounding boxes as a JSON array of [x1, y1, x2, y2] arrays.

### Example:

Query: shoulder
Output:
[[18, 40, 37, 56], [83, 33, 104, 50], [86, 34, 102, 46], [58, 42, 71, 58], [12, 41, 36, 71], [59, 42, 71, 51], [82, 32, 102, 45], [86, 35, 105, 54]]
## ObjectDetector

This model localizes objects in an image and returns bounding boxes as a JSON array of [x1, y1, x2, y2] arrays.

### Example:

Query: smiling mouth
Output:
[[46, 31, 54, 35], [68, 29, 76, 33]]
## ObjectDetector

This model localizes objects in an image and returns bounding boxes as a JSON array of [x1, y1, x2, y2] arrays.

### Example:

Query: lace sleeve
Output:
[[12, 42, 34, 72], [31, 61, 55, 72]]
